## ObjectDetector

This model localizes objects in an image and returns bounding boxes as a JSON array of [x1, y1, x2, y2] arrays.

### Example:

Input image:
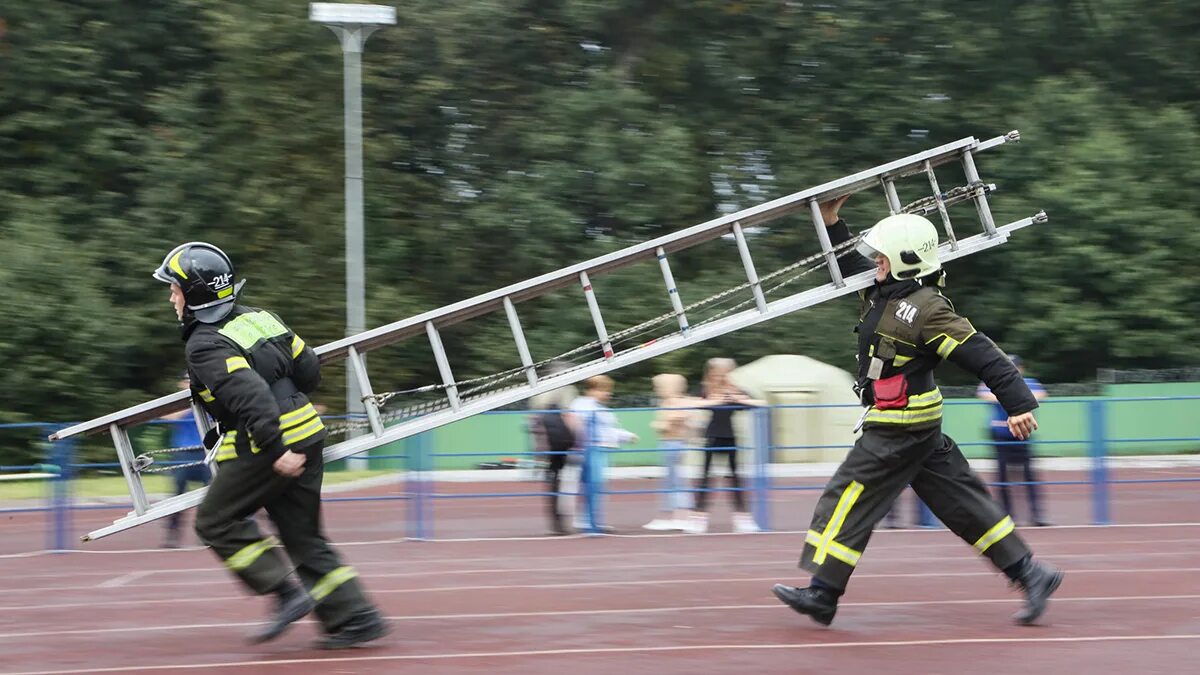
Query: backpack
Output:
[[540, 406, 575, 469]]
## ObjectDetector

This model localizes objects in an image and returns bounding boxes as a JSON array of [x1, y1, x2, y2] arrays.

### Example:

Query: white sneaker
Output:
[[682, 513, 708, 534], [733, 513, 761, 533], [642, 518, 679, 531]]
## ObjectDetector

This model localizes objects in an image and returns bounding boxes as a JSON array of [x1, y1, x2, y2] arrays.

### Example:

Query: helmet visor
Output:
[[855, 236, 883, 262]]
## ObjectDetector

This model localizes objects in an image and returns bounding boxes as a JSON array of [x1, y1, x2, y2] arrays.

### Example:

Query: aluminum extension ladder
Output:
[[50, 131, 1047, 541]]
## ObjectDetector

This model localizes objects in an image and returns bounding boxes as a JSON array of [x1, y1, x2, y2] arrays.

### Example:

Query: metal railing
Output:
[[5, 395, 1199, 550]]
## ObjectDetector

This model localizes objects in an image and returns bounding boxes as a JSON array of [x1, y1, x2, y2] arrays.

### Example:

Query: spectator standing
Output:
[[161, 374, 212, 549], [570, 375, 637, 533], [977, 355, 1050, 526], [527, 366, 580, 536], [642, 373, 701, 531], [688, 358, 764, 534]]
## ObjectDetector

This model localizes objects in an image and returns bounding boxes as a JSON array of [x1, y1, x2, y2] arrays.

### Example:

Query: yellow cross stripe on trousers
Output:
[[311, 566, 358, 602], [805, 530, 861, 566], [810, 480, 865, 566], [973, 516, 1015, 554], [225, 536, 279, 572]]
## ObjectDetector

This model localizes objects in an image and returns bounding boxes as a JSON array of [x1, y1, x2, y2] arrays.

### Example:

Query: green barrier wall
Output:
[[348, 383, 1200, 470]]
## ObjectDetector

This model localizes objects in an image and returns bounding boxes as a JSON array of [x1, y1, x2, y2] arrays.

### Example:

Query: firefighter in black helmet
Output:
[[154, 242, 389, 649]]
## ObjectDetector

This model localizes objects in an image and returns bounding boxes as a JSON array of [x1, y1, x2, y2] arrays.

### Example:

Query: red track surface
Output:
[[2, 469, 1199, 674]]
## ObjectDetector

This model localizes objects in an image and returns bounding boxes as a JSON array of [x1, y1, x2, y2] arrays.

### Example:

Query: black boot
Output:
[[317, 609, 391, 650], [248, 582, 315, 644], [771, 584, 839, 626], [1011, 558, 1064, 625]]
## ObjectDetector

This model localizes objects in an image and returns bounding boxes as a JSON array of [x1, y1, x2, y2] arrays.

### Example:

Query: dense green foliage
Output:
[[2, 1, 1197, 462]]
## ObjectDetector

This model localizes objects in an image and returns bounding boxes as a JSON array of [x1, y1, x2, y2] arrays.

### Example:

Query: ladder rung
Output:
[[347, 346, 385, 436], [882, 178, 902, 214], [923, 160, 958, 248], [655, 247, 690, 336], [960, 150, 997, 236], [731, 222, 768, 313], [502, 297, 538, 387], [425, 322, 461, 410], [110, 424, 150, 516], [580, 271, 614, 358], [808, 200, 846, 288]]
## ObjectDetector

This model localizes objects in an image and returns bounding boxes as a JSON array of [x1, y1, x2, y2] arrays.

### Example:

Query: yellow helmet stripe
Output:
[[168, 250, 188, 280]]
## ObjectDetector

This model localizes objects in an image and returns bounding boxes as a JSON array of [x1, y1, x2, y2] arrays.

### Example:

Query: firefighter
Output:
[[772, 199, 1063, 626], [153, 242, 388, 649]]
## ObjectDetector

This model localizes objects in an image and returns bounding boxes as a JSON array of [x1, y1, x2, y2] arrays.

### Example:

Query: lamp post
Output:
[[310, 3, 395, 464]]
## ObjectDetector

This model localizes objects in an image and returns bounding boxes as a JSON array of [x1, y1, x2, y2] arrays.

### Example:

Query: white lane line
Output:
[[5, 567, 1200, 612], [95, 571, 152, 588], [4, 593, 1200, 639], [6, 520, 1200, 559], [10, 540, 1200, 595], [9, 633, 1200, 674]]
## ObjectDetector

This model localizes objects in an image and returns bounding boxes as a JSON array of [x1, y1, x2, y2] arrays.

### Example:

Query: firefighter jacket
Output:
[[828, 220, 1038, 430], [182, 305, 326, 463]]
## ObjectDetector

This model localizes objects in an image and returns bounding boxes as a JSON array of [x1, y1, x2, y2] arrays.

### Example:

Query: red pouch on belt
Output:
[[872, 374, 909, 410]]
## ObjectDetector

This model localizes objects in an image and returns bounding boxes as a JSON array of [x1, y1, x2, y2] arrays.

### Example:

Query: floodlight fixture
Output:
[[309, 3, 396, 26]]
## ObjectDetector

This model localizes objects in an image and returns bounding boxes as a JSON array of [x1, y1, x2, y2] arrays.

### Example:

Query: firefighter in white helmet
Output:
[[772, 198, 1063, 627]]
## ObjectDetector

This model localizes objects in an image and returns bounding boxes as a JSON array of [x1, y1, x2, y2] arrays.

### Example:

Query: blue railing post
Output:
[[48, 427, 74, 552], [1088, 399, 1111, 525], [752, 406, 772, 531], [420, 431, 433, 540], [406, 432, 432, 541]]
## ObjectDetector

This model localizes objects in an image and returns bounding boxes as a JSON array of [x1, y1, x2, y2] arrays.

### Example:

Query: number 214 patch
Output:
[[895, 301, 918, 325]]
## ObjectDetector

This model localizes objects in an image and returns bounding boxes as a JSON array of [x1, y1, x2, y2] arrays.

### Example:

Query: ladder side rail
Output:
[[83, 487, 209, 542], [52, 392, 190, 441]]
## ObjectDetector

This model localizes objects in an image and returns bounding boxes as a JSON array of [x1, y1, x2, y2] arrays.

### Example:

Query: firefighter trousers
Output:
[[800, 424, 1030, 590], [195, 440, 376, 632]]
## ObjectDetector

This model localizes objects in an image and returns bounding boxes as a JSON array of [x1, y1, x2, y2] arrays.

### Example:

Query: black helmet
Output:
[[153, 242, 245, 323]]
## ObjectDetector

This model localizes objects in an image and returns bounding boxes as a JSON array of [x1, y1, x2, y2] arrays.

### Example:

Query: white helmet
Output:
[[856, 213, 941, 280]]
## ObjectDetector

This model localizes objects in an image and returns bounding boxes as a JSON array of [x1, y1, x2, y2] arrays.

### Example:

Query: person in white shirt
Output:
[[570, 375, 637, 533], [642, 373, 703, 531]]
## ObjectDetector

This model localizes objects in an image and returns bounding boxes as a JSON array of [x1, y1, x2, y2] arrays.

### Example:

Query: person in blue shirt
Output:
[[162, 374, 213, 548], [977, 355, 1050, 526]]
